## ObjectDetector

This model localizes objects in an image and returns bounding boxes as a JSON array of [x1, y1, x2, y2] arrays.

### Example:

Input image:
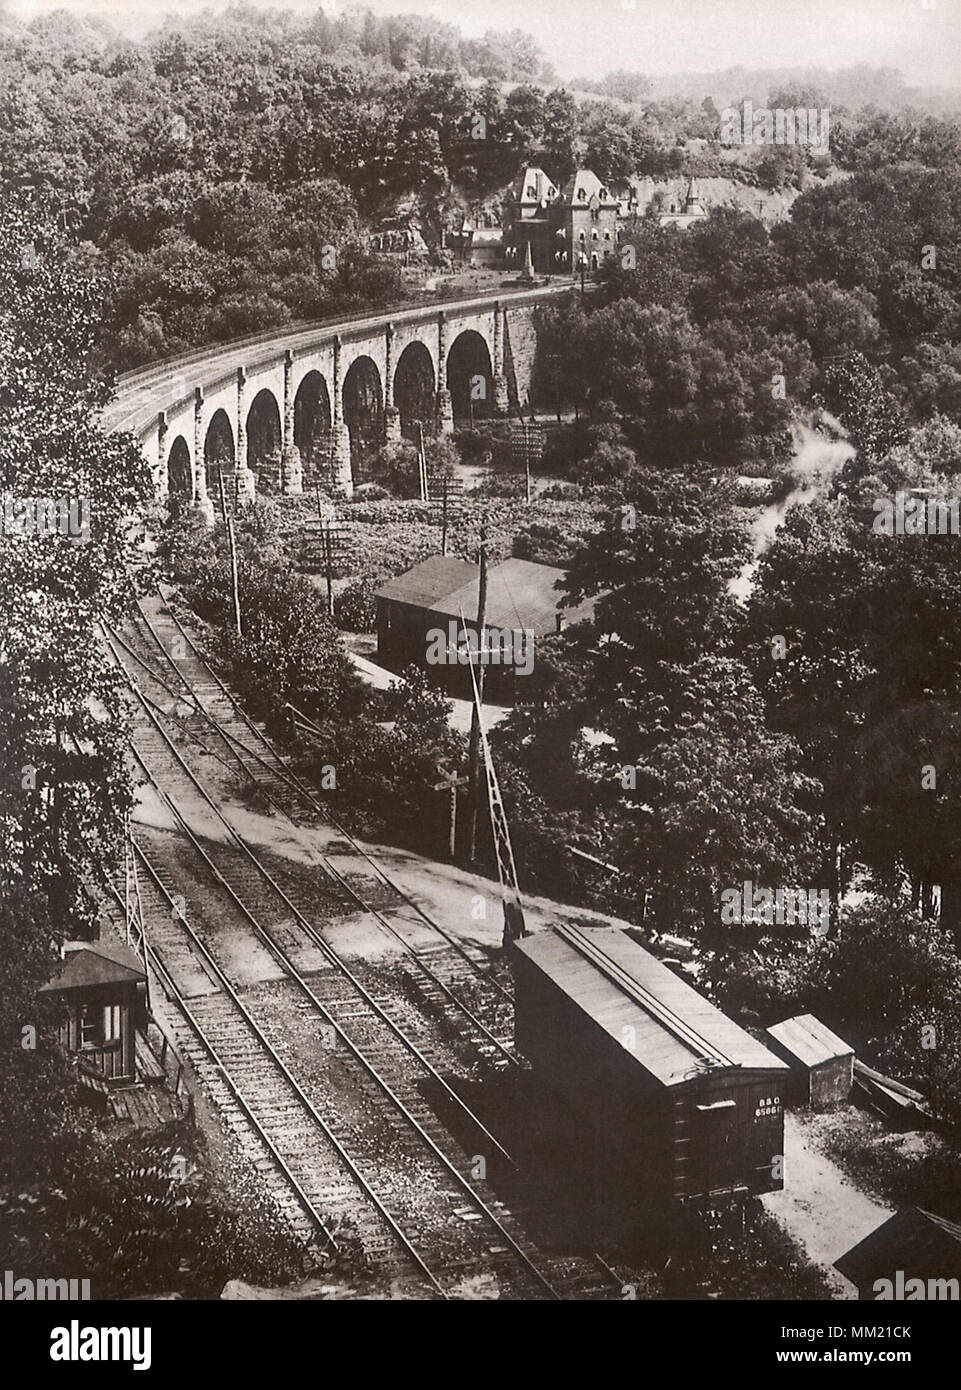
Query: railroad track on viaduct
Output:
[[106, 281, 574, 508]]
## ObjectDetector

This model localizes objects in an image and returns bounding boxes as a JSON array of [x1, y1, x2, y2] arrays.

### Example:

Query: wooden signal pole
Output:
[[466, 527, 488, 862], [217, 467, 242, 637], [418, 422, 428, 502]]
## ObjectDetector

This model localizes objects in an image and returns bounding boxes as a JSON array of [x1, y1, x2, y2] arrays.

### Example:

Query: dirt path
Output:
[[762, 1112, 892, 1297], [346, 648, 510, 735]]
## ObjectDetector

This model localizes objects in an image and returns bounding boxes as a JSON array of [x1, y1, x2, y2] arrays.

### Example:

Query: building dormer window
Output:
[[578, 188, 587, 201]]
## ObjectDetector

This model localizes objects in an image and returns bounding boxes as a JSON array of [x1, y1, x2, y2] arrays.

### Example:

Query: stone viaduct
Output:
[[107, 287, 565, 521]]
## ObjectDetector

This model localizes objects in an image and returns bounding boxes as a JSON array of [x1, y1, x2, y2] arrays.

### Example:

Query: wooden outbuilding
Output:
[[835, 1207, 961, 1300], [765, 1014, 854, 1110], [40, 938, 147, 1084], [512, 925, 790, 1226], [374, 555, 595, 702]]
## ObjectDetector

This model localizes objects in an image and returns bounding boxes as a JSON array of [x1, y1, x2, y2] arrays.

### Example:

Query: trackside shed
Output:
[[765, 1013, 854, 1110]]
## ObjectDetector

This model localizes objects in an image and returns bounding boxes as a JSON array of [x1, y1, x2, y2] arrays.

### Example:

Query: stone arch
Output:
[[246, 388, 282, 477], [393, 341, 435, 441], [342, 355, 383, 461], [167, 435, 192, 508], [204, 408, 235, 494], [447, 329, 493, 426], [294, 371, 332, 480]]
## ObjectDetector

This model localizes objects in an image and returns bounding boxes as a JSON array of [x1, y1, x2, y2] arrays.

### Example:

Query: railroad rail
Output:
[[127, 586, 516, 1009], [103, 628, 600, 1297], [103, 588, 632, 1298]]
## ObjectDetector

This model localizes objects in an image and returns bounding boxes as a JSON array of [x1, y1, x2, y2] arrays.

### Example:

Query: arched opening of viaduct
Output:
[[294, 371, 332, 482], [204, 408, 235, 495], [447, 330, 493, 427], [167, 436, 192, 508], [342, 356, 383, 466], [246, 389, 282, 477], [393, 342, 435, 442]]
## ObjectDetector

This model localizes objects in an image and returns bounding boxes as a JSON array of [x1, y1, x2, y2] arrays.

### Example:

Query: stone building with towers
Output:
[[503, 167, 622, 275]]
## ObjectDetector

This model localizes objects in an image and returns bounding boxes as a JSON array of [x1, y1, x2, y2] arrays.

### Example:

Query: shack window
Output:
[[80, 1003, 103, 1048], [104, 1004, 122, 1043]]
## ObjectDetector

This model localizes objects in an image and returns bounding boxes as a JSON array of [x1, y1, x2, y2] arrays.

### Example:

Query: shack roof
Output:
[[374, 555, 476, 609], [39, 939, 146, 993], [766, 1014, 854, 1069], [515, 926, 789, 1088], [834, 1208, 961, 1288], [375, 556, 594, 637]]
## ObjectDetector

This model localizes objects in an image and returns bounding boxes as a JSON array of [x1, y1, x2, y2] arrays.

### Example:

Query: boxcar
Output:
[[512, 925, 790, 1219]]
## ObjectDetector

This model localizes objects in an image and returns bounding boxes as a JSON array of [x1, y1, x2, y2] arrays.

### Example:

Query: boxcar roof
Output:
[[835, 1207, 961, 1286], [766, 1013, 854, 1068], [515, 926, 789, 1088]]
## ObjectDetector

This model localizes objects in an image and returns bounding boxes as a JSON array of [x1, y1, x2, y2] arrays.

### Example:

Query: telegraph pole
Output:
[[466, 527, 488, 862], [324, 518, 334, 618]]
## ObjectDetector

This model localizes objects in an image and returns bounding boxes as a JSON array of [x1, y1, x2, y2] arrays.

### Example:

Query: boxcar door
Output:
[[693, 1088, 744, 1198]]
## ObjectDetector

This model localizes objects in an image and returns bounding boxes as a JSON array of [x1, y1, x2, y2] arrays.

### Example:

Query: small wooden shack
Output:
[[835, 1207, 961, 1300], [40, 938, 147, 1084], [513, 925, 790, 1225], [765, 1014, 854, 1110]]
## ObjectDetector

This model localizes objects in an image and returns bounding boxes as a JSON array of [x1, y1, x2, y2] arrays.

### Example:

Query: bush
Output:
[[299, 667, 467, 852], [351, 482, 390, 502], [335, 578, 378, 633]]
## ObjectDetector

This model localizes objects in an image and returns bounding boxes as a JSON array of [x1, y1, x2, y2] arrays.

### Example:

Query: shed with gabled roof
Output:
[[373, 555, 595, 702], [765, 1013, 854, 1110], [41, 939, 146, 1084]]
